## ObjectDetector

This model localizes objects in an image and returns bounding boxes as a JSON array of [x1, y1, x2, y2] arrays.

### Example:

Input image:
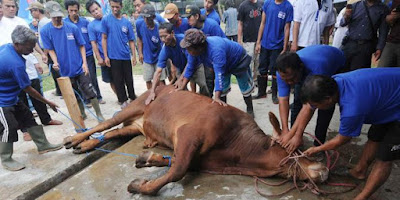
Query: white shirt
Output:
[[332, 7, 348, 48], [288, 0, 298, 42], [23, 54, 39, 80], [293, 0, 335, 47], [38, 17, 51, 47]]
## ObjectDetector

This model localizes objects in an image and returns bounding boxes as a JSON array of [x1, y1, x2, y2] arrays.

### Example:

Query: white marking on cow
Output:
[[194, 185, 201, 189]]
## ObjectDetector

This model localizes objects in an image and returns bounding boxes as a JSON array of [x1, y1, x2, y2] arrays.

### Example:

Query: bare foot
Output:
[[349, 168, 367, 180]]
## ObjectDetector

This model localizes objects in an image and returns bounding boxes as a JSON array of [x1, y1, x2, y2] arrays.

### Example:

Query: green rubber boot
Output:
[[27, 125, 63, 154], [0, 142, 25, 171], [91, 98, 105, 122], [78, 100, 87, 120]]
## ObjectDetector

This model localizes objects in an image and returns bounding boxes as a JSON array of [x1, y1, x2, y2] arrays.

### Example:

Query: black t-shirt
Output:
[[238, 0, 263, 42]]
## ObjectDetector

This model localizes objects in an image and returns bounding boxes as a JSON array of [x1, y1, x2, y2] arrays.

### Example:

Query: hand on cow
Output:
[[278, 130, 294, 146], [304, 146, 321, 156], [145, 92, 156, 105], [283, 134, 303, 154], [212, 98, 227, 106]]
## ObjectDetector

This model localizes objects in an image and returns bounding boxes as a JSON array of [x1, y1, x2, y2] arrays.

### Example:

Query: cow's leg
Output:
[[135, 151, 170, 168], [127, 125, 200, 195], [72, 125, 142, 154]]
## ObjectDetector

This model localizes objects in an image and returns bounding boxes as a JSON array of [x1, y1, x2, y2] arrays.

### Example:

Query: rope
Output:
[[72, 88, 103, 122]]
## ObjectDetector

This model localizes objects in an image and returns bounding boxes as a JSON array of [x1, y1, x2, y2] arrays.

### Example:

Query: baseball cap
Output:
[[140, 4, 156, 18], [164, 3, 178, 19], [44, 1, 64, 18], [181, 5, 200, 18], [180, 29, 206, 49], [26, 2, 44, 11]]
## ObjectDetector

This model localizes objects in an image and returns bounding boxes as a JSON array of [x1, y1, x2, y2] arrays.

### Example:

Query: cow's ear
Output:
[[268, 112, 282, 137]]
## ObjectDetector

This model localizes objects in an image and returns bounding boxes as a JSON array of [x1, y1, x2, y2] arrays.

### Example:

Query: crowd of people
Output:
[[0, 0, 399, 199]]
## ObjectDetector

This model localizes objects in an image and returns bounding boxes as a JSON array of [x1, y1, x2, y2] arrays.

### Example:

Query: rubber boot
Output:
[[78, 100, 87, 120], [244, 96, 255, 118], [0, 142, 25, 171], [271, 77, 279, 104], [91, 98, 105, 122], [27, 125, 63, 154], [220, 96, 227, 103], [253, 75, 267, 99]]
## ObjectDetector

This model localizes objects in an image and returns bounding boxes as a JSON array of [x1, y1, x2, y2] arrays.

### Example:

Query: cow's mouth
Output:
[[305, 163, 329, 183]]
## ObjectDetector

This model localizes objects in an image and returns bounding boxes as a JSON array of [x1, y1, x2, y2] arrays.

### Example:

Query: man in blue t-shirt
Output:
[[183, 5, 226, 97], [302, 69, 400, 200], [133, 0, 165, 24], [41, 1, 104, 122], [65, 0, 104, 105], [178, 29, 255, 117], [136, 4, 166, 90], [86, 0, 117, 98], [253, 0, 293, 104], [145, 23, 210, 105], [274, 45, 345, 153], [201, 0, 221, 25], [164, 3, 190, 35], [101, 0, 137, 108], [0, 25, 62, 171]]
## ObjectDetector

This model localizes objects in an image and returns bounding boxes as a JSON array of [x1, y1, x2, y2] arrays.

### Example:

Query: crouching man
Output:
[[0, 26, 63, 171], [302, 68, 400, 200]]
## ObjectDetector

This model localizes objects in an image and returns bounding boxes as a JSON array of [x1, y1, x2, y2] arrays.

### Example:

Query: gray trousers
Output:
[[178, 65, 210, 97], [378, 42, 400, 67]]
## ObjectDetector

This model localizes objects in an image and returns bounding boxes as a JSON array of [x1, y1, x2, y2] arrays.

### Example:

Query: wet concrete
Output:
[[1, 75, 399, 200]]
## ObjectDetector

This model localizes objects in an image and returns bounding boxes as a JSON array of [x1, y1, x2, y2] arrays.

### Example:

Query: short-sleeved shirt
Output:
[[64, 16, 93, 56], [201, 8, 221, 25], [334, 68, 400, 137], [293, 0, 335, 47], [200, 18, 226, 38], [173, 17, 191, 34], [277, 45, 345, 97], [0, 16, 29, 45], [101, 14, 136, 60], [41, 22, 86, 77], [0, 44, 31, 107], [223, 7, 238, 36], [38, 17, 51, 48], [136, 19, 161, 64], [184, 36, 244, 92], [88, 18, 104, 59], [157, 34, 187, 72], [261, 0, 293, 49], [238, 0, 263, 43]]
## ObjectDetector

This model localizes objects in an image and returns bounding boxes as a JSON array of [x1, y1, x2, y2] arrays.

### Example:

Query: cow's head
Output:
[[268, 112, 329, 183]]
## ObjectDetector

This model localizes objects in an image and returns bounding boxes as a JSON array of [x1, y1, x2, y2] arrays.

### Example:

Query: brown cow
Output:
[[63, 85, 329, 195]]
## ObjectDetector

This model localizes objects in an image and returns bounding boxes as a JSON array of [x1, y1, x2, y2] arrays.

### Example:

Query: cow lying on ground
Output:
[[63, 85, 329, 195]]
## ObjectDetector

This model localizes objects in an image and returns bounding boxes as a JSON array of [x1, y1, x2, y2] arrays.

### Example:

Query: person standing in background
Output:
[[223, 0, 238, 41]]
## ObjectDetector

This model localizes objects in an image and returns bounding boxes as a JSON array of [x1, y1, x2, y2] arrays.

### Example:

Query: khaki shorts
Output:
[[143, 62, 166, 82]]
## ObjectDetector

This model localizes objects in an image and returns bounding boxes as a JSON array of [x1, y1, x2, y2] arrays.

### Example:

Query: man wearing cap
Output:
[[136, 4, 166, 90], [133, 0, 165, 24], [0, 25, 63, 171], [164, 3, 190, 34], [101, 0, 137, 109], [64, 0, 105, 106], [145, 23, 210, 105], [201, 0, 221, 25], [40, 1, 105, 122], [178, 29, 255, 117]]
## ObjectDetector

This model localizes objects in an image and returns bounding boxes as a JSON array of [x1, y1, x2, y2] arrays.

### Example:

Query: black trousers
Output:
[[110, 59, 136, 103], [18, 79, 51, 125], [341, 40, 375, 71], [49, 56, 62, 95]]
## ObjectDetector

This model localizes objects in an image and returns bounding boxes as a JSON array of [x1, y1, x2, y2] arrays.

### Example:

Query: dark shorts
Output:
[[368, 121, 400, 161], [0, 101, 37, 143], [71, 73, 97, 100], [101, 66, 113, 83]]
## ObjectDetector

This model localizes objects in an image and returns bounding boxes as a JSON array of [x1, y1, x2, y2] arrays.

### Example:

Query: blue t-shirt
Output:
[[173, 18, 191, 34], [261, 0, 293, 49], [277, 45, 345, 97], [200, 18, 226, 38], [201, 8, 221, 25], [184, 36, 244, 92], [334, 68, 400, 137], [0, 44, 31, 107], [157, 34, 187, 72], [88, 18, 104, 59], [136, 19, 161, 64], [41, 22, 86, 77], [138, 13, 166, 24], [64, 16, 93, 56], [101, 14, 136, 60]]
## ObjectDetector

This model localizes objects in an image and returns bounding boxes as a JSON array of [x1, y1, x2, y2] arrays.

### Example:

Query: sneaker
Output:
[[23, 132, 32, 141], [121, 101, 129, 109], [99, 99, 106, 104]]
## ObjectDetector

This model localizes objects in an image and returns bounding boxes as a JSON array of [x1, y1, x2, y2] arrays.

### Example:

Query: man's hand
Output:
[[52, 63, 60, 71], [132, 58, 137, 67], [82, 62, 89, 76], [374, 49, 382, 61], [97, 57, 105, 66], [283, 134, 303, 153], [304, 146, 321, 156], [105, 57, 111, 67], [212, 98, 228, 106], [280, 48, 287, 55], [290, 43, 298, 52], [255, 42, 261, 54], [42, 54, 48, 64], [145, 92, 156, 105], [47, 101, 59, 112], [35, 64, 43, 74], [139, 53, 144, 64], [278, 130, 294, 146]]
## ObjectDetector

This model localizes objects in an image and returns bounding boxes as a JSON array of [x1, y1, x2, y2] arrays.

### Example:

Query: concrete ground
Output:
[[1, 75, 398, 200]]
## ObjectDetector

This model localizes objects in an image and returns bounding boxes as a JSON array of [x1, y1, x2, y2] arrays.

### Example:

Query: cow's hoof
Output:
[[127, 179, 147, 193], [63, 136, 77, 149], [72, 139, 100, 154], [136, 151, 152, 168]]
